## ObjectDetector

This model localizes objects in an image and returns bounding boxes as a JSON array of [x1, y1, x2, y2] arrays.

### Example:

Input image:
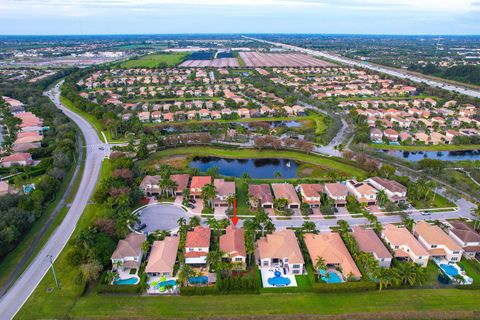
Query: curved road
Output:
[[0, 81, 107, 320]]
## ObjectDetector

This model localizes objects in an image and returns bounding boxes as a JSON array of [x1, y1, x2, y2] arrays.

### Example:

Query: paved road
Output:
[[0, 81, 107, 320], [244, 36, 480, 99]]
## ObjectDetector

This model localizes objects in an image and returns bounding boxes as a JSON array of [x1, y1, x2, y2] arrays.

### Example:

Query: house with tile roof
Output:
[[366, 177, 407, 203], [185, 226, 211, 266], [298, 184, 324, 208], [324, 183, 348, 207], [448, 221, 480, 259], [111, 233, 147, 272], [381, 224, 430, 267], [351, 226, 392, 268], [220, 226, 246, 270], [346, 180, 377, 205], [248, 184, 274, 209], [213, 179, 235, 207], [271, 183, 300, 209], [304, 232, 361, 280], [170, 174, 190, 195], [145, 237, 179, 277], [255, 230, 305, 275], [413, 221, 463, 263], [190, 176, 212, 198]]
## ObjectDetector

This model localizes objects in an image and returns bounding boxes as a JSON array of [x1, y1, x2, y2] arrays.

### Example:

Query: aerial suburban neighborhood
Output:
[[1, 2, 480, 320]]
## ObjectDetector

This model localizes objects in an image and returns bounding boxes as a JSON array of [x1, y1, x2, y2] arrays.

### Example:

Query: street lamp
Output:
[[47, 255, 59, 289]]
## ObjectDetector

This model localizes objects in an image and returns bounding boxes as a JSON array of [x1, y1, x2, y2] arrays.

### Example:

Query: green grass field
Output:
[[120, 53, 189, 68], [51, 289, 480, 319], [138, 146, 367, 178], [368, 143, 480, 152]]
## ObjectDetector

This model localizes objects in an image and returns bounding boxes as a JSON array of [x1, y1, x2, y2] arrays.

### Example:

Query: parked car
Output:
[[189, 199, 196, 204], [188, 204, 195, 209], [136, 223, 147, 231]]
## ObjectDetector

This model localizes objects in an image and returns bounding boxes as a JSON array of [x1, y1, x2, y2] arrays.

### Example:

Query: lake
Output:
[[238, 120, 302, 129], [385, 149, 480, 162], [188, 156, 299, 178]]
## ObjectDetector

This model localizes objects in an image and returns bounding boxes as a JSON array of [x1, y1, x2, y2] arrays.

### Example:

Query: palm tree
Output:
[[226, 195, 236, 208], [375, 267, 392, 292], [201, 183, 216, 208], [241, 172, 251, 180], [166, 179, 178, 197], [188, 216, 201, 229], [206, 166, 220, 179], [206, 250, 225, 272], [314, 256, 327, 271], [177, 217, 187, 229], [273, 198, 288, 213], [159, 164, 172, 179], [377, 190, 388, 207], [255, 211, 275, 237], [301, 221, 317, 234], [177, 264, 195, 287], [471, 204, 480, 230]]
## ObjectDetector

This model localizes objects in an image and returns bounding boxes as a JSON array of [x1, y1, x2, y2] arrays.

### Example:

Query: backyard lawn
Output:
[[458, 258, 480, 284], [409, 193, 456, 210], [22, 289, 480, 319], [120, 53, 189, 68]]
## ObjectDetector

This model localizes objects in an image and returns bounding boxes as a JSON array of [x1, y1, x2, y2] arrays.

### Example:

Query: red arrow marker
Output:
[[231, 198, 238, 227]]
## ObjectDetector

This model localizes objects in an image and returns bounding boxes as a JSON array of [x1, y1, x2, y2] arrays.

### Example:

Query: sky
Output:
[[0, 0, 480, 35]]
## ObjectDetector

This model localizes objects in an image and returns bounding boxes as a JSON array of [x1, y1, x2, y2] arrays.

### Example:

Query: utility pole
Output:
[[47, 255, 59, 289]]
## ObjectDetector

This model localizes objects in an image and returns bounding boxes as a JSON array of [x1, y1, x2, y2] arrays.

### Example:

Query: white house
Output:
[[185, 226, 211, 266]]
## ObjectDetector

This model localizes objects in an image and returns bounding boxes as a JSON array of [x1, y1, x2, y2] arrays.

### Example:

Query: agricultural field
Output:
[[120, 52, 189, 68]]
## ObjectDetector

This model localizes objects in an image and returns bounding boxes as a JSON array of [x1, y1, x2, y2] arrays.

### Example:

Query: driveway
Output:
[[139, 203, 190, 233]]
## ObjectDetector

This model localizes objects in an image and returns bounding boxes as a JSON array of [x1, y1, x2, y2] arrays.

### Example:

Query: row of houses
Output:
[[110, 220, 480, 285], [135, 105, 306, 123]]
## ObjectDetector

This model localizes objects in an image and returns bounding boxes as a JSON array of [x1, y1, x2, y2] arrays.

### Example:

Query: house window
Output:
[[292, 264, 300, 269], [292, 270, 299, 274], [235, 257, 243, 262], [263, 261, 269, 267], [431, 245, 437, 248], [284, 258, 289, 263], [394, 245, 399, 249], [453, 251, 460, 254], [451, 257, 458, 261]]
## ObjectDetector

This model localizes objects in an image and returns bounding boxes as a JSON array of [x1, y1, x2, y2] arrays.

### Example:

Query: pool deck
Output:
[[433, 257, 473, 285], [147, 276, 179, 295], [260, 267, 297, 288]]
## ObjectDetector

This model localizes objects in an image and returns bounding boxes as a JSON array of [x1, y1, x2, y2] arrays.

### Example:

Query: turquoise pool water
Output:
[[189, 276, 208, 285], [156, 279, 177, 288], [440, 264, 459, 277], [267, 271, 291, 287], [114, 277, 138, 285], [320, 270, 343, 283]]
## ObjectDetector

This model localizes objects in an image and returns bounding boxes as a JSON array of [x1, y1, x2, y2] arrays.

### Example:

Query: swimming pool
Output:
[[189, 276, 208, 285], [440, 264, 459, 277], [114, 277, 139, 285], [156, 279, 177, 288], [320, 270, 343, 283], [267, 271, 291, 287]]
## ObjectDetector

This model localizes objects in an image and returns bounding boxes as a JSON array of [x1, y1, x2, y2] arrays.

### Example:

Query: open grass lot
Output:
[[120, 53, 189, 68], [60, 96, 105, 142], [409, 193, 456, 210], [368, 143, 480, 152], [50, 289, 480, 320], [138, 146, 366, 178], [15, 161, 113, 320]]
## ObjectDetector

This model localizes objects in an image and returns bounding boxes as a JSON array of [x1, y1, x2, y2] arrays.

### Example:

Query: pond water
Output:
[[238, 120, 302, 129], [188, 156, 299, 178], [385, 149, 480, 162]]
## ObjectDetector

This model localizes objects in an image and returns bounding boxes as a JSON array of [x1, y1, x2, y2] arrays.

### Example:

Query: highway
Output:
[[244, 36, 480, 99], [0, 81, 108, 320]]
